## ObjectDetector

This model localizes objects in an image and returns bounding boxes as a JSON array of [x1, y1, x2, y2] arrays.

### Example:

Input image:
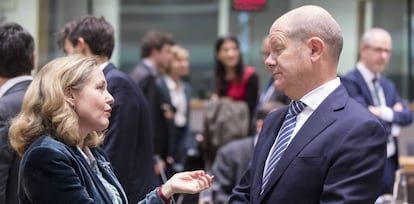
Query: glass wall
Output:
[[119, 0, 218, 98], [366, 0, 410, 100], [2, 0, 414, 101], [228, 1, 288, 94], [42, 0, 89, 65]]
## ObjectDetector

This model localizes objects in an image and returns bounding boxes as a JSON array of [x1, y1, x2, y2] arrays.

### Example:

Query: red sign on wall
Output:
[[233, 0, 267, 11]]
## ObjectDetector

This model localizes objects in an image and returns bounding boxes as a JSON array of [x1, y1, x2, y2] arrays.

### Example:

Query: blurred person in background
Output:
[[157, 45, 192, 173], [256, 36, 290, 109], [211, 101, 284, 204], [57, 16, 158, 203], [342, 27, 413, 195], [0, 22, 34, 204], [129, 30, 175, 178], [202, 36, 259, 166], [213, 36, 259, 122]]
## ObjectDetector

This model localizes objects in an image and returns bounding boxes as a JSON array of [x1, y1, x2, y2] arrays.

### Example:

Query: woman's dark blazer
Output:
[[18, 135, 128, 204], [157, 78, 192, 157]]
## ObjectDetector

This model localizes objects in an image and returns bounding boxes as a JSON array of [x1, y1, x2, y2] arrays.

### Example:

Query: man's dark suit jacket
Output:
[[259, 77, 290, 105], [341, 69, 412, 135], [130, 63, 170, 160], [230, 85, 387, 204], [18, 135, 128, 204], [342, 69, 413, 193], [103, 63, 158, 203], [0, 80, 31, 204], [212, 136, 255, 204]]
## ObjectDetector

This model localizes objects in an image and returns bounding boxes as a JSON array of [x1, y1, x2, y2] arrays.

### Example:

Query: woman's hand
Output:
[[161, 170, 214, 198]]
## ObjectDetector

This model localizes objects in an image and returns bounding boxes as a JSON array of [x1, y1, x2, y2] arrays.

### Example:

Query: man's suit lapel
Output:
[[354, 70, 375, 105], [259, 85, 347, 201], [102, 63, 114, 76], [251, 107, 287, 202], [378, 78, 393, 107]]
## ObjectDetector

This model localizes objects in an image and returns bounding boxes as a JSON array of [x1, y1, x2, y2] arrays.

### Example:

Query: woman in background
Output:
[[158, 45, 192, 173], [9, 55, 213, 204], [202, 36, 259, 165], [214, 36, 259, 121]]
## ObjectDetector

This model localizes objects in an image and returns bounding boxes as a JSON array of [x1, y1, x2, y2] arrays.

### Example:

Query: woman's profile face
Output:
[[170, 55, 189, 78], [73, 68, 114, 134], [217, 40, 240, 69]]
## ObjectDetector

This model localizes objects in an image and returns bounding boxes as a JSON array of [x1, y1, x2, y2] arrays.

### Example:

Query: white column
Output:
[[218, 0, 230, 36], [93, 0, 120, 67]]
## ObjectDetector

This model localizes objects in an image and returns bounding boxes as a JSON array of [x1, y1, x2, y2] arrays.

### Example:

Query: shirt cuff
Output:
[[380, 106, 393, 122]]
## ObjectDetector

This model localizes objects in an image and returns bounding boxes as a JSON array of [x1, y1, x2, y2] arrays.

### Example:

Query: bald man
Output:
[[342, 28, 413, 194], [230, 5, 386, 203]]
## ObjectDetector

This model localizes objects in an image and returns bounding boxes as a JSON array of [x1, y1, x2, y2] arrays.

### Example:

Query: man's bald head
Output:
[[270, 5, 343, 63]]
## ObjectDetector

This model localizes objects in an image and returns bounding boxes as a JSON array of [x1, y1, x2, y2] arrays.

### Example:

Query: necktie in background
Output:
[[372, 77, 382, 106], [261, 100, 306, 194], [372, 77, 396, 157]]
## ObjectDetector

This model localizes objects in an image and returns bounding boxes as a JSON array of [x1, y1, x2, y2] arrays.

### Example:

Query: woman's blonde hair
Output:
[[166, 45, 189, 74], [9, 54, 105, 156], [171, 44, 189, 59]]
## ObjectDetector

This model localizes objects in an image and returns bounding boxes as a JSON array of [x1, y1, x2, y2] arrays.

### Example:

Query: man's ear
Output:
[[308, 37, 324, 62], [31, 52, 35, 71], [76, 37, 91, 55], [63, 87, 76, 107]]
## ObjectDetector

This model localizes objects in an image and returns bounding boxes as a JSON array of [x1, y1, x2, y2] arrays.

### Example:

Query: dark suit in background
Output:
[[130, 30, 174, 167], [0, 80, 31, 204], [157, 77, 192, 168], [258, 77, 290, 107], [254, 77, 290, 125], [342, 27, 413, 194], [103, 63, 158, 201], [130, 62, 170, 162], [342, 68, 413, 193], [0, 22, 34, 204], [212, 136, 255, 204]]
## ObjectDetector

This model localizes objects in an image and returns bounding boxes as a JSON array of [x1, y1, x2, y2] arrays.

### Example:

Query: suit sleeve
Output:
[[21, 147, 94, 203], [388, 83, 412, 126], [321, 119, 387, 204]]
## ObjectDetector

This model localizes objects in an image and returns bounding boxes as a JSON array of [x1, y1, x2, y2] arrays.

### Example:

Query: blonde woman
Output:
[[9, 55, 213, 204], [158, 45, 192, 172]]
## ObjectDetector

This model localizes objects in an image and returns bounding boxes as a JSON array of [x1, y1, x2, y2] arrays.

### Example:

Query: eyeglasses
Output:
[[366, 45, 391, 54]]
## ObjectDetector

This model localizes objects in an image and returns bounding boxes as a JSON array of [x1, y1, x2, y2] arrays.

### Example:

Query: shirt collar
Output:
[[356, 62, 380, 84], [99, 62, 110, 71], [300, 77, 341, 111], [143, 59, 158, 76], [0, 75, 32, 98], [164, 75, 177, 91]]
